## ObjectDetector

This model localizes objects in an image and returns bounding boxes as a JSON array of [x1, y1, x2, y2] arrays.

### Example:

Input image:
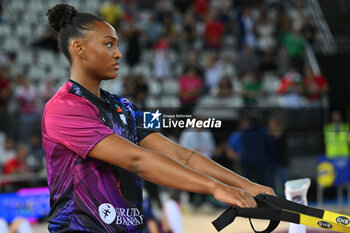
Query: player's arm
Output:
[[140, 133, 275, 197], [88, 134, 256, 207]]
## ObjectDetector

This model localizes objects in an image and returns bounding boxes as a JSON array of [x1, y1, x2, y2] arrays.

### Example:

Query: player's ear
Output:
[[71, 39, 86, 60]]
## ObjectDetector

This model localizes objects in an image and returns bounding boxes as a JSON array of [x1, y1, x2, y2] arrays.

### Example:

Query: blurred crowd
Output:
[[0, 0, 337, 232], [0, 0, 328, 191], [0, 1, 334, 232], [98, 0, 327, 109], [0, 0, 328, 109]]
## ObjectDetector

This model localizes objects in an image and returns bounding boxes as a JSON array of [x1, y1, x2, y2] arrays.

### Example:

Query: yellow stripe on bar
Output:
[[323, 211, 350, 227], [299, 213, 350, 232]]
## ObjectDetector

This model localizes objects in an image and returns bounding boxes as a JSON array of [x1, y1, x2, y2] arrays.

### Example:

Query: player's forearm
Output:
[[139, 133, 253, 190], [135, 149, 218, 195], [89, 134, 218, 195], [184, 150, 253, 190]]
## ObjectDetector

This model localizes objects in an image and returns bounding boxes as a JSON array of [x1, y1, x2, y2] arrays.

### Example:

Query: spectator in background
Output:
[[267, 116, 288, 196], [256, 11, 276, 52], [13, 75, 38, 142], [241, 71, 263, 106], [259, 47, 278, 74], [144, 15, 164, 48], [134, 75, 149, 108], [174, 0, 192, 14], [193, 0, 209, 18], [39, 79, 58, 111], [186, 50, 204, 78], [142, 196, 160, 233], [156, 1, 172, 25], [0, 66, 12, 134], [182, 11, 197, 48], [274, 4, 292, 45], [162, 14, 177, 40], [99, 0, 124, 29], [302, 17, 317, 48], [324, 111, 350, 159], [1, 144, 30, 192], [2, 144, 28, 175], [288, 0, 307, 27], [211, 0, 231, 26], [239, 116, 271, 187], [122, 75, 136, 99], [204, 52, 224, 93], [25, 134, 44, 172], [178, 65, 203, 112], [212, 130, 235, 171], [153, 36, 171, 81], [239, 8, 257, 50], [283, 23, 307, 73], [303, 66, 328, 106], [31, 27, 59, 52], [227, 118, 251, 163], [277, 66, 303, 107], [204, 10, 225, 49], [236, 45, 261, 77], [210, 75, 233, 98], [221, 55, 236, 77], [0, 134, 15, 168], [123, 16, 141, 67], [154, 1, 176, 40], [162, 190, 184, 233], [122, 0, 139, 21]]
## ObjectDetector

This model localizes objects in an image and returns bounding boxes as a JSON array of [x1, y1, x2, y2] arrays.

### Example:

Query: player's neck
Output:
[[70, 68, 101, 99]]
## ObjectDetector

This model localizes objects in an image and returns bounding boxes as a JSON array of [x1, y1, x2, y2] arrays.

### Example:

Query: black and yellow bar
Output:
[[256, 194, 350, 229], [212, 194, 350, 233]]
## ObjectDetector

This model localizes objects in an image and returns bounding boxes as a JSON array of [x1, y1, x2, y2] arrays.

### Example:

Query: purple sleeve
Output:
[[44, 94, 114, 159]]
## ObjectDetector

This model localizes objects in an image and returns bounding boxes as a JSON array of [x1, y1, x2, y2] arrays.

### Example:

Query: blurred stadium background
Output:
[[0, 0, 350, 232]]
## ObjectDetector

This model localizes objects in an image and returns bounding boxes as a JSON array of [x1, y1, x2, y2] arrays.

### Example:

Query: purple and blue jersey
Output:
[[42, 80, 155, 233]]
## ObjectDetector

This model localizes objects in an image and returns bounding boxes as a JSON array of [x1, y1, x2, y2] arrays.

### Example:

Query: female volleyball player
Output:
[[42, 4, 275, 232]]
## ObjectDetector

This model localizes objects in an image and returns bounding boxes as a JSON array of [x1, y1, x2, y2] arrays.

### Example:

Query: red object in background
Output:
[[303, 74, 328, 101], [0, 77, 11, 109], [204, 20, 225, 48], [0, 77, 10, 90], [154, 38, 170, 50], [123, 12, 131, 21], [2, 158, 27, 175], [179, 74, 203, 104], [194, 0, 209, 16], [277, 78, 296, 94]]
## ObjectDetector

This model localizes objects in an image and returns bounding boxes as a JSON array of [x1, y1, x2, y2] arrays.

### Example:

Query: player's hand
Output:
[[212, 183, 257, 208], [245, 182, 276, 197]]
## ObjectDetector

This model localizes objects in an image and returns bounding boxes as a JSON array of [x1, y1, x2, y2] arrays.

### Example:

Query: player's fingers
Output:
[[267, 187, 277, 196], [240, 190, 257, 208]]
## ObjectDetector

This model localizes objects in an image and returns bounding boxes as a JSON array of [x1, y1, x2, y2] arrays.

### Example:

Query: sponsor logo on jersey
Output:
[[98, 203, 143, 226], [99, 203, 117, 224]]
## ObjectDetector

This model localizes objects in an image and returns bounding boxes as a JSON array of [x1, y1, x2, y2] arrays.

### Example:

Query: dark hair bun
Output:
[[46, 4, 78, 32]]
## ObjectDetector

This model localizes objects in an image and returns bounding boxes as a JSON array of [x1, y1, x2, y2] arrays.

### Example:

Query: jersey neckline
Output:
[[68, 79, 112, 106]]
